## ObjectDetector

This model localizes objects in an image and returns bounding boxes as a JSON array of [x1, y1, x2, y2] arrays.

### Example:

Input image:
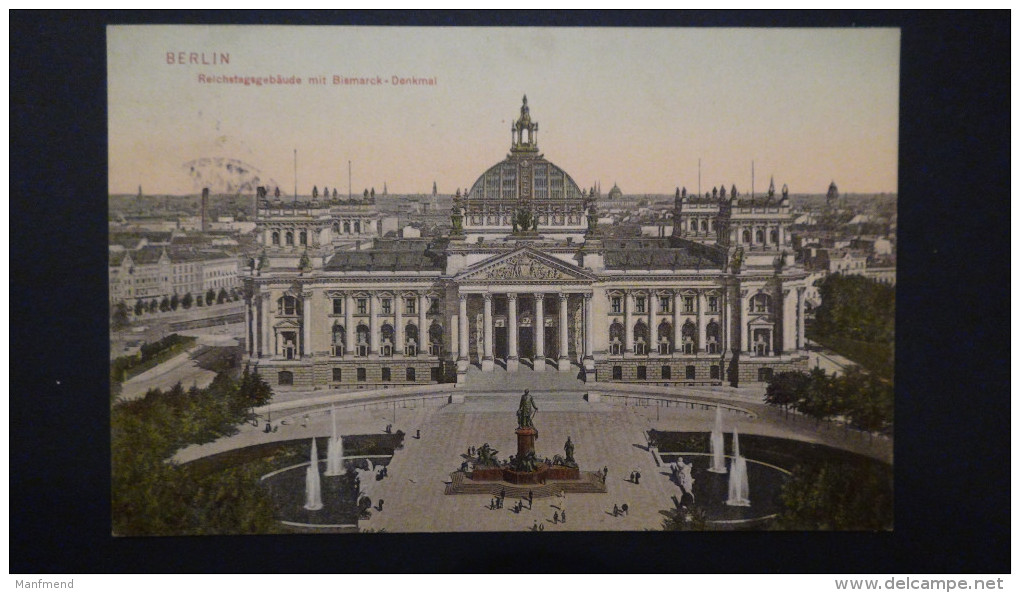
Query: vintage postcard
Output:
[[108, 25, 898, 534]]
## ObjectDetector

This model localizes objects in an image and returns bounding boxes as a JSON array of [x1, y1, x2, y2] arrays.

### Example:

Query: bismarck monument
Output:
[[445, 390, 606, 497]]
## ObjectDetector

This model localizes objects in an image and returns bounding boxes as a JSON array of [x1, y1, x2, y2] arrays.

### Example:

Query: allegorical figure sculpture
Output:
[[564, 436, 575, 464], [517, 389, 538, 430]]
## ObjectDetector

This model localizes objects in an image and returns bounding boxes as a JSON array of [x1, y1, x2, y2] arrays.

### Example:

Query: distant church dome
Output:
[[608, 183, 623, 200]]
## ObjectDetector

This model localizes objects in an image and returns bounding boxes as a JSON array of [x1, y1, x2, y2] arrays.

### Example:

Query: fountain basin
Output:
[[659, 453, 790, 526]]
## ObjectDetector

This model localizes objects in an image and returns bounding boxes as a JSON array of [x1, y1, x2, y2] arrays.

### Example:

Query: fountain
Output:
[[725, 430, 750, 507], [325, 406, 345, 476], [709, 405, 727, 473], [303, 438, 324, 511]]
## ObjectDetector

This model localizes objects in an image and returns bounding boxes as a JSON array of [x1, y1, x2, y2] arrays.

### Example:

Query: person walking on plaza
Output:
[[613, 504, 619, 517], [528, 490, 533, 509]]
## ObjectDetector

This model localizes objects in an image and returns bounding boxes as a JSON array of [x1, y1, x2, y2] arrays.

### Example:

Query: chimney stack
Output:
[[201, 188, 209, 232]]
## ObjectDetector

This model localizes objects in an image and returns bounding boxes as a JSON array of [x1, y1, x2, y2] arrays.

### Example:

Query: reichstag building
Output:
[[244, 96, 810, 389]]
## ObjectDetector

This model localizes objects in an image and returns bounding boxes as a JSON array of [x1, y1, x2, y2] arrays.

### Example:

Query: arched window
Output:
[[770, 229, 779, 244], [751, 293, 773, 314], [609, 321, 624, 355], [428, 323, 444, 356], [285, 231, 294, 246], [706, 321, 721, 354], [299, 231, 307, 246], [381, 324, 394, 356], [701, 220, 708, 232], [755, 230, 764, 244], [343, 221, 351, 234], [332, 223, 339, 236], [742, 229, 751, 243], [278, 295, 300, 316], [681, 321, 697, 354], [634, 321, 649, 355], [405, 323, 419, 356], [657, 321, 672, 354], [354, 221, 361, 233], [272, 231, 280, 246]]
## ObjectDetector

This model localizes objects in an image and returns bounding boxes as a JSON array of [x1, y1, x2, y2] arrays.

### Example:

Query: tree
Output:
[[206, 289, 216, 305], [134, 300, 145, 316], [112, 302, 130, 330], [160, 296, 171, 312], [217, 288, 228, 304], [182, 292, 193, 309], [764, 371, 810, 419], [776, 460, 893, 530], [148, 299, 159, 313], [170, 293, 180, 311]]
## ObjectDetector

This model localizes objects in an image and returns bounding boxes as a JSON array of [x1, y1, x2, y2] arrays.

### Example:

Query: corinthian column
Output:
[[624, 291, 634, 355], [302, 290, 312, 358], [395, 294, 404, 355], [418, 293, 428, 357], [583, 293, 594, 360], [458, 294, 469, 361], [506, 293, 519, 372], [369, 292, 379, 355], [558, 293, 571, 372], [534, 293, 546, 371], [482, 293, 494, 371]]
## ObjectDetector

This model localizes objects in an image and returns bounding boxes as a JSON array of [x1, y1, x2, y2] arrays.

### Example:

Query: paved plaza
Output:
[[174, 366, 892, 533]]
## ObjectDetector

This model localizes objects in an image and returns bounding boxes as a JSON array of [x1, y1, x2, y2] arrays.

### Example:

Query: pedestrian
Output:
[[490, 498, 494, 510], [415, 428, 420, 439], [613, 504, 619, 517], [533, 520, 538, 531], [377, 499, 384, 511], [622, 503, 629, 516], [630, 471, 635, 482], [500, 487, 506, 501], [528, 490, 533, 506], [635, 471, 641, 485], [539, 523, 545, 531], [562, 509, 566, 523], [604, 466, 609, 481], [553, 511, 558, 524]]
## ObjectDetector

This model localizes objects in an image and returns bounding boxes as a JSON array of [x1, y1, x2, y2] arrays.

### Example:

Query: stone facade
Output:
[[245, 96, 812, 389]]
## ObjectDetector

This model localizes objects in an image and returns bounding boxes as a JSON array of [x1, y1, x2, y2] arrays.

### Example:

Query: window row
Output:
[[329, 323, 444, 357], [610, 364, 721, 381], [270, 230, 308, 247], [610, 295, 720, 314], [331, 296, 441, 316], [607, 320, 722, 355]]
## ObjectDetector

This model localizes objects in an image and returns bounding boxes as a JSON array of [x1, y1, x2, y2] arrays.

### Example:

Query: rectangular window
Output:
[[758, 368, 774, 382], [381, 367, 391, 382], [660, 297, 671, 313], [635, 297, 646, 314], [684, 297, 694, 313], [332, 299, 343, 315], [611, 297, 622, 313], [357, 298, 367, 315], [661, 366, 671, 380], [710, 365, 720, 380], [382, 299, 392, 315], [357, 367, 367, 382], [708, 297, 719, 313], [332, 368, 342, 382], [636, 366, 647, 380], [406, 367, 416, 382], [686, 365, 696, 380], [405, 298, 416, 314], [612, 366, 623, 380]]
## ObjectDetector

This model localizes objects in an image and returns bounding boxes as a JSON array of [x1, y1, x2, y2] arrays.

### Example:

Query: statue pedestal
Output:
[[516, 427, 537, 460]]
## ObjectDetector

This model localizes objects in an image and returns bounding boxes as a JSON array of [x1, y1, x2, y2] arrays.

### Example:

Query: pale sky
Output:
[[108, 26, 899, 196]]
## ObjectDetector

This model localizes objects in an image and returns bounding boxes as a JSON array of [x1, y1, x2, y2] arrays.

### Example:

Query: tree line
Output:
[[813, 273, 895, 343], [112, 365, 279, 535], [764, 367, 893, 438]]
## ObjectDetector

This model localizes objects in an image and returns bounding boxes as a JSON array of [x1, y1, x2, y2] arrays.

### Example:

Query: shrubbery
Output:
[[112, 365, 279, 535]]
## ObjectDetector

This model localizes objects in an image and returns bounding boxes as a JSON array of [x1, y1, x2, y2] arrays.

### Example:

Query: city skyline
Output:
[[109, 26, 900, 196]]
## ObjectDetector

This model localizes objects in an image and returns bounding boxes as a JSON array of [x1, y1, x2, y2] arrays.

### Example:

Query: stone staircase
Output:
[[444, 470, 607, 497]]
